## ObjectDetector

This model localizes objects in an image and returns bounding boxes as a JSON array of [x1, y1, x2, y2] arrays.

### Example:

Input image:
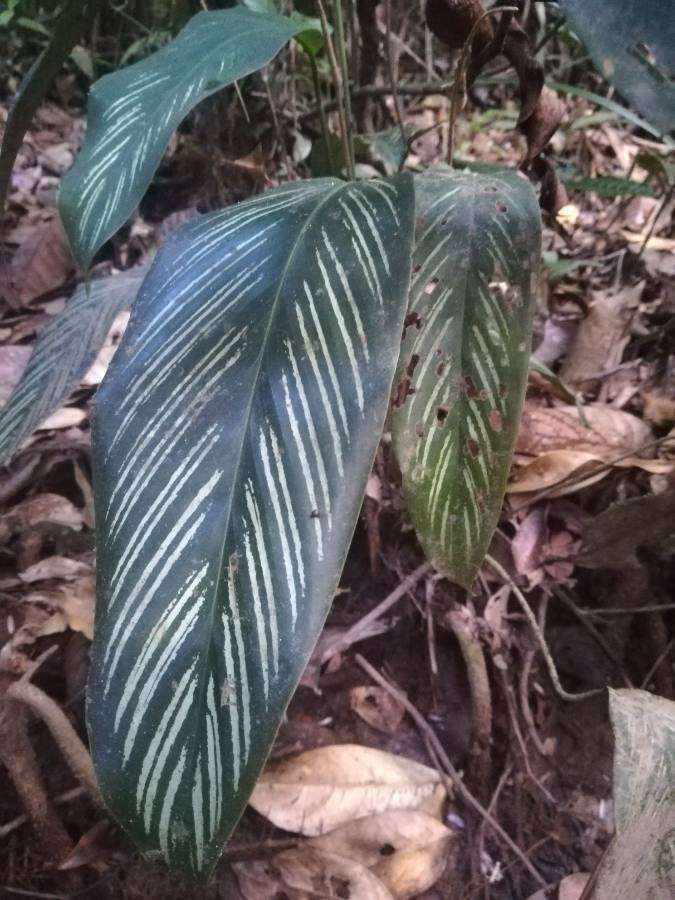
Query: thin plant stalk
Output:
[[384, 0, 406, 154], [309, 55, 336, 175], [330, 0, 356, 178], [317, 0, 352, 178]]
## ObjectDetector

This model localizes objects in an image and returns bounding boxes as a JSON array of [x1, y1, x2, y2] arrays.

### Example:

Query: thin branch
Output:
[[355, 653, 547, 888], [383, 0, 406, 155], [485, 555, 602, 702], [317, 0, 352, 177], [330, 0, 356, 177]]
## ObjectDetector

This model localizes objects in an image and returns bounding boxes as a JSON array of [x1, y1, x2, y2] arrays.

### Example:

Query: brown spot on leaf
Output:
[[436, 405, 449, 425], [415, 422, 425, 438], [467, 438, 480, 457], [489, 409, 503, 432], [464, 375, 479, 398]]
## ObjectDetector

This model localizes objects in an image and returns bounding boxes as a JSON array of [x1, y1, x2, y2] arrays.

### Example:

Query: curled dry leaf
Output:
[[19, 555, 93, 582], [310, 810, 454, 899], [22, 576, 95, 639], [250, 745, 447, 836], [0, 493, 84, 543], [559, 284, 643, 391], [234, 847, 394, 900], [558, 873, 591, 900], [38, 406, 88, 430], [82, 310, 131, 387], [520, 86, 565, 166], [349, 686, 406, 734]]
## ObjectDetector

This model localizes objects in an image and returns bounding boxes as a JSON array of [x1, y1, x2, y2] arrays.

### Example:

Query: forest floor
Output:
[[0, 51, 674, 900]]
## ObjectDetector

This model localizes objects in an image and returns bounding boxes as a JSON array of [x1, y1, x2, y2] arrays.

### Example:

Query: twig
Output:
[[6, 679, 102, 804], [354, 653, 547, 888], [383, 0, 406, 158], [261, 68, 293, 180], [579, 602, 675, 617], [330, 0, 356, 178], [519, 650, 554, 758], [641, 637, 675, 690], [485, 555, 603, 702], [309, 55, 335, 175], [321, 563, 432, 665], [443, 605, 492, 794], [0, 786, 86, 838], [317, 0, 352, 177]]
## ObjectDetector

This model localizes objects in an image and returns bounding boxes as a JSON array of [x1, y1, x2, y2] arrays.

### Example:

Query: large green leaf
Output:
[[0, 266, 147, 467], [89, 175, 414, 874], [392, 167, 540, 588], [559, 0, 675, 135], [587, 690, 675, 899], [58, 8, 300, 268]]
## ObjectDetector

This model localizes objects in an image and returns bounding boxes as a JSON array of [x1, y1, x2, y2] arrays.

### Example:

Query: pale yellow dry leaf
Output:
[[38, 406, 87, 430], [19, 555, 92, 582], [234, 847, 394, 900], [516, 404, 652, 458], [349, 686, 405, 734], [23, 575, 95, 639], [620, 231, 675, 252], [250, 745, 447, 836], [82, 310, 130, 386], [558, 872, 591, 900], [310, 811, 453, 899]]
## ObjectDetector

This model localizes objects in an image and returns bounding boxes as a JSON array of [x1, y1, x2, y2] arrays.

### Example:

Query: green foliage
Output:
[[58, 7, 302, 268], [564, 174, 656, 198], [0, 266, 147, 466], [559, 0, 675, 134], [391, 167, 540, 588], [88, 175, 415, 874]]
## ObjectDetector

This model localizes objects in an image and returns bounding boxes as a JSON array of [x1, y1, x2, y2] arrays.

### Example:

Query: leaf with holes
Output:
[[559, 0, 675, 134], [89, 175, 414, 874], [0, 265, 147, 466], [391, 167, 540, 588], [58, 7, 300, 268]]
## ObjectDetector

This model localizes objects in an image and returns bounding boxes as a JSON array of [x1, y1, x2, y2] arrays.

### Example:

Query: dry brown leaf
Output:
[[19, 555, 92, 583], [2, 216, 73, 307], [234, 846, 394, 900], [0, 345, 32, 405], [516, 404, 652, 458], [349, 686, 405, 734], [310, 811, 454, 899], [250, 745, 447, 836], [0, 493, 84, 543], [559, 284, 643, 390], [558, 873, 591, 900], [23, 575, 95, 639]]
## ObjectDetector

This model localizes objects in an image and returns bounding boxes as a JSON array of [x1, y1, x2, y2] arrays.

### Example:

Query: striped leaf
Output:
[[89, 175, 414, 874], [0, 266, 147, 466], [392, 167, 540, 588], [58, 8, 300, 268]]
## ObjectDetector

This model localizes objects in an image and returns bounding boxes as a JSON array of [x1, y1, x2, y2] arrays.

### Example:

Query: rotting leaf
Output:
[[249, 745, 447, 836], [349, 686, 406, 734]]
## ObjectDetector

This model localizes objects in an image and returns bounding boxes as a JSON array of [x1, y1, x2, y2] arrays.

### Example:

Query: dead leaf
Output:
[[23, 576, 95, 639], [58, 821, 114, 871], [82, 310, 130, 386], [520, 86, 565, 165], [0, 346, 32, 405], [349, 686, 405, 734], [38, 407, 88, 430], [559, 284, 643, 390], [19, 555, 92, 583], [250, 745, 447, 836], [558, 873, 591, 900], [516, 404, 653, 458], [234, 847, 394, 900], [0, 493, 84, 543], [310, 811, 454, 899], [1, 216, 73, 307]]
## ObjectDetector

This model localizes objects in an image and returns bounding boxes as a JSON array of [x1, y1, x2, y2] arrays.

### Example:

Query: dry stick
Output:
[[443, 606, 492, 793], [261, 68, 293, 180], [354, 653, 547, 889], [7, 680, 102, 805], [383, 0, 406, 156], [330, 0, 356, 178], [580, 602, 675, 617], [309, 55, 336, 175], [448, 7, 518, 165], [317, 0, 352, 177], [519, 650, 555, 758], [321, 562, 432, 665], [485, 555, 602, 703], [0, 786, 86, 839], [641, 637, 675, 690]]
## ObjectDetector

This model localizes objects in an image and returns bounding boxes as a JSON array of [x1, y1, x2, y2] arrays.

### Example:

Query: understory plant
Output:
[[0, 0, 670, 880]]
